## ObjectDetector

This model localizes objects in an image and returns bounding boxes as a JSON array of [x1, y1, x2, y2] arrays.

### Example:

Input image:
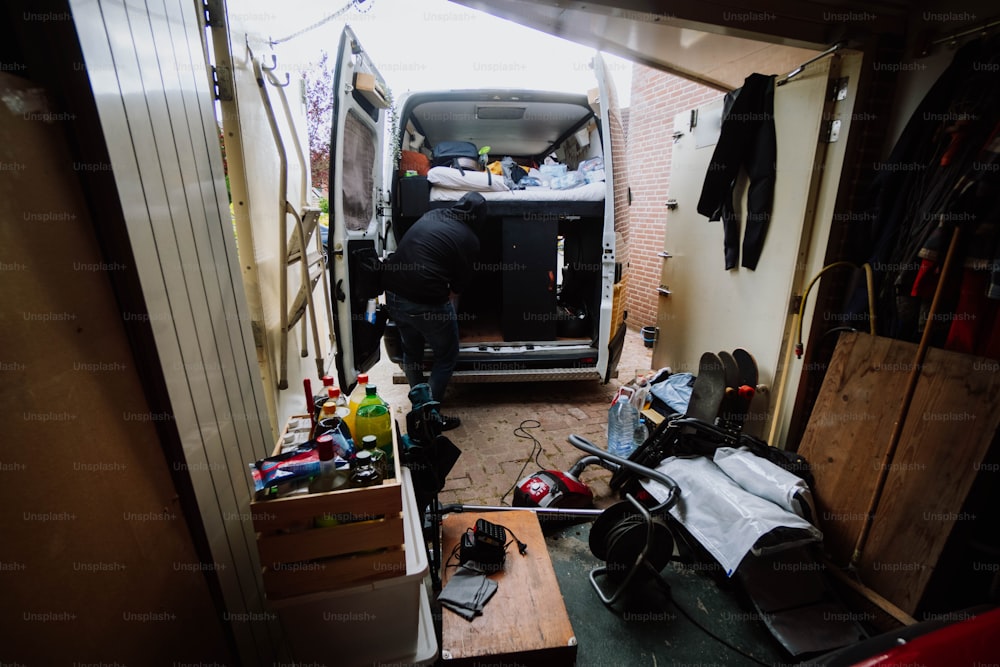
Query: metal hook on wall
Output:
[[261, 54, 290, 87]]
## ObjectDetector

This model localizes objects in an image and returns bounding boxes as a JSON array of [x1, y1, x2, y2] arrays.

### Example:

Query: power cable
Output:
[[270, 0, 373, 46], [498, 419, 544, 505]]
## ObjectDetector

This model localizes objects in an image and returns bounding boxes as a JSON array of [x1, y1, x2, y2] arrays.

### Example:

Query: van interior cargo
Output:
[[390, 91, 607, 357]]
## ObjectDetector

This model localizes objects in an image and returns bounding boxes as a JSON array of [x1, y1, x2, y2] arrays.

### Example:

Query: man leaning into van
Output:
[[382, 192, 484, 430]]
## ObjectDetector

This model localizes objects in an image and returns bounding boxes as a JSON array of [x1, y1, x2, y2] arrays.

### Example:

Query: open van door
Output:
[[328, 25, 391, 391], [593, 52, 628, 383]]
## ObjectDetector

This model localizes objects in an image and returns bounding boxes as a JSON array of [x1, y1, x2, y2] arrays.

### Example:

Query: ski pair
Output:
[[691, 349, 758, 434], [607, 349, 758, 492]]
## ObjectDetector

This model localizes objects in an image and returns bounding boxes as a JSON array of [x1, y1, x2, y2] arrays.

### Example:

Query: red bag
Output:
[[399, 150, 431, 176]]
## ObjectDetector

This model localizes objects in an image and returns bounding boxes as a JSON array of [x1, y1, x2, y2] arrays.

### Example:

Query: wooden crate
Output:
[[251, 416, 406, 600]]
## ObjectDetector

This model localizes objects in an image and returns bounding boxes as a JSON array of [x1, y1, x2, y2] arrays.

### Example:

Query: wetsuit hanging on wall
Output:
[[697, 73, 778, 271]]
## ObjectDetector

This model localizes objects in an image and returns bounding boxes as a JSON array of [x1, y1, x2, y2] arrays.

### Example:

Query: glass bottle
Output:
[[309, 435, 348, 494], [349, 449, 382, 488], [360, 434, 388, 480]]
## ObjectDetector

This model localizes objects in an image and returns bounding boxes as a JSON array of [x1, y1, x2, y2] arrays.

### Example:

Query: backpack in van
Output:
[[431, 141, 482, 173]]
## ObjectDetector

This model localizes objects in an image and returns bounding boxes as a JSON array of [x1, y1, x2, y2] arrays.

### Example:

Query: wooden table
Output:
[[439, 510, 577, 666]]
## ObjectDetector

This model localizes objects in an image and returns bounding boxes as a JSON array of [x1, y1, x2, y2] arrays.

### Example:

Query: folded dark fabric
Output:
[[438, 565, 498, 621]]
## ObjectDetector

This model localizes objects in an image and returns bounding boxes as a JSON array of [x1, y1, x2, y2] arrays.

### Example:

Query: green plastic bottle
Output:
[[353, 385, 393, 476]]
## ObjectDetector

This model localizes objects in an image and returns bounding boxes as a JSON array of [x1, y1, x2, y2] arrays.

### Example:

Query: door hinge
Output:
[[830, 76, 849, 101], [376, 190, 389, 220], [211, 65, 234, 102], [822, 119, 842, 143]]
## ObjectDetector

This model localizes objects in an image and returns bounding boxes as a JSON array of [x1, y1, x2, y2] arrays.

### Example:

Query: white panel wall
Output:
[[213, 0, 334, 431], [69, 0, 281, 662]]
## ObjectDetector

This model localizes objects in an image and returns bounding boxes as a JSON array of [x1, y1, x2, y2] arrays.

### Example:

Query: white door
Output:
[[594, 52, 629, 382], [652, 52, 863, 443], [328, 26, 391, 391]]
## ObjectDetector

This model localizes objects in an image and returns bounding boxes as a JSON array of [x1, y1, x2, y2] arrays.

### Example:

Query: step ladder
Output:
[[254, 51, 335, 390]]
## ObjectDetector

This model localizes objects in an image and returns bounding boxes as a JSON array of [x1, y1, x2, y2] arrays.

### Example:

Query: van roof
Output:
[[399, 90, 595, 159]]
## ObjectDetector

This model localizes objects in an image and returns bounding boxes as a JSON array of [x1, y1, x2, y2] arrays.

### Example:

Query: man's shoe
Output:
[[440, 415, 462, 431]]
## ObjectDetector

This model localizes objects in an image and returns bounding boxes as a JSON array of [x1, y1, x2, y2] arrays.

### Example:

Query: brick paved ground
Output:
[[367, 327, 655, 508]]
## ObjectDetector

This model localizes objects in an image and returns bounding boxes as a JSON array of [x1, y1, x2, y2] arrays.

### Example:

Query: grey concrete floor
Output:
[[368, 329, 799, 666], [546, 527, 789, 667]]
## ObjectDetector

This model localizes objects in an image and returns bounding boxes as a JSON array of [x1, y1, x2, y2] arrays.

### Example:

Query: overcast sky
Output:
[[252, 0, 633, 106]]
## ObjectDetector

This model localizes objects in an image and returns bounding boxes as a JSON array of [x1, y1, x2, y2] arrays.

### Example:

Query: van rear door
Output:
[[593, 52, 628, 382], [328, 25, 390, 391]]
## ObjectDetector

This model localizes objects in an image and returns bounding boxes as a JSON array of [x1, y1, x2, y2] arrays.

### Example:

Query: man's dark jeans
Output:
[[386, 291, 459, 403]]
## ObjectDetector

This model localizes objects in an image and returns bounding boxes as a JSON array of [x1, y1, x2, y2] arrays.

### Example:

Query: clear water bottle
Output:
[[607, 392, 641, 459]]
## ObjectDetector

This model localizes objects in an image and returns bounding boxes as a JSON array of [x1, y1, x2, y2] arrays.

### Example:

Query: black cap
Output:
[[452, 192, 487, 225]]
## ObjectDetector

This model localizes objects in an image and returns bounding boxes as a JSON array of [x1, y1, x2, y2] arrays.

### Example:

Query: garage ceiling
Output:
[[450, 0, 912, 90]]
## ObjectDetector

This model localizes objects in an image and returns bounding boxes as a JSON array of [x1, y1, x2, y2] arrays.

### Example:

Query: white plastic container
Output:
[[270, 467, 434, 665]]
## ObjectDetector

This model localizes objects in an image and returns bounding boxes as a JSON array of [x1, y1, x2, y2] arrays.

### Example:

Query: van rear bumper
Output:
[[392, 367, 604, 384], [383, 317, 609, 383]]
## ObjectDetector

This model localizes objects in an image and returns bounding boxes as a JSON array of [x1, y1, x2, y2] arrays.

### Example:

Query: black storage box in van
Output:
[[398, 176, 430, 219]]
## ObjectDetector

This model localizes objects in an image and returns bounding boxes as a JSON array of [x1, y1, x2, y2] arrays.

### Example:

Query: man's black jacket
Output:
[[382, 192, 484, 304]]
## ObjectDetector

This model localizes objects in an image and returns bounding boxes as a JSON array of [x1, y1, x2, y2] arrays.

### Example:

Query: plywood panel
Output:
[[796, 333, 912, 563], [860, 346, 1000, 613], [797, 332, 1000, 613]]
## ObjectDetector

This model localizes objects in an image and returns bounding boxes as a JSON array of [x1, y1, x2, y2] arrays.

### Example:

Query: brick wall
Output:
[[624, 65, 721, 330]]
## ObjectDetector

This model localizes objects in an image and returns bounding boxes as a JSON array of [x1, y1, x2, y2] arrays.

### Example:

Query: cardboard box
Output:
[[354, 71, 390, 109]]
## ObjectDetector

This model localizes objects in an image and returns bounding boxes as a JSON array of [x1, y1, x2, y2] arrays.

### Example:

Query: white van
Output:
[[327, 26, 629, 391]]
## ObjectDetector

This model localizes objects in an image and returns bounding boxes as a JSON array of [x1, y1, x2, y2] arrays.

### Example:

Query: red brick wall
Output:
[[624, 65, 721, 330]]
